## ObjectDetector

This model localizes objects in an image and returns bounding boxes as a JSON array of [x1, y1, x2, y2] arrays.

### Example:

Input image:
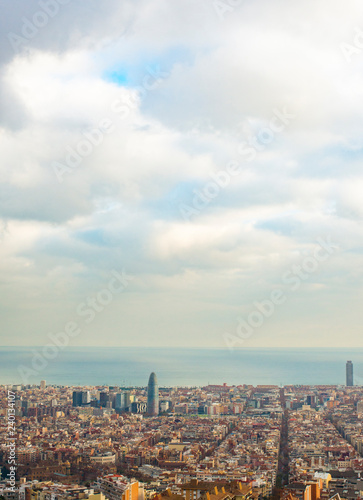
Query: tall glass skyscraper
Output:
[[72, 391, 90, 407], [346, 360, 353, 386], [147, 372, 159, 416]]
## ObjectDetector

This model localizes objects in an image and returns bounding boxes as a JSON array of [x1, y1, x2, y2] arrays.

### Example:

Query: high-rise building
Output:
[[73, 391, 83, 407], [21, 400, 29, 416], [307, 395, 316, 407], [81, 391, 91, 405], [72, 391, 91, 407], [100, 392, 110, 407], [115, 393, 124, 410], [147, 372, 159, 416], [131, 402, 147, 413], [40, 380, 46, 390], [115, 391, 131, 411], [346, 360, 354, 386], [124, 391, 131, 409]]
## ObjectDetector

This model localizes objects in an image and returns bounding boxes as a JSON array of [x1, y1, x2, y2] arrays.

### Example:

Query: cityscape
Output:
[[1, 362, 363, 500], [2, 3, 363, 500]]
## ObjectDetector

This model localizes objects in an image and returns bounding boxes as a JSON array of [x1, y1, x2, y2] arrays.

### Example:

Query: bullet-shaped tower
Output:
[[147, 372, 159, 416]]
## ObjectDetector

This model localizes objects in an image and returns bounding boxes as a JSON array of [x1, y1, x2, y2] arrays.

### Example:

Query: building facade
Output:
[[346, 361, 353, 386], [147, 372, 159, 416]]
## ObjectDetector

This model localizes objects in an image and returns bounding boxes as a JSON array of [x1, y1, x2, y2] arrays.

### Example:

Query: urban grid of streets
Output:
[[0, 383, 363, 500]]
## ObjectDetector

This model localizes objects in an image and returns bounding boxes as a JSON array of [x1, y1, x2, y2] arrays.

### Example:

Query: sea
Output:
[[1, 347, 363, 387]]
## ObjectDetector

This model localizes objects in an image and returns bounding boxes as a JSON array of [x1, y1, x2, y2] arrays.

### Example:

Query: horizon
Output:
[[1, 348, 362, 387], [4, 346, 363, 349]]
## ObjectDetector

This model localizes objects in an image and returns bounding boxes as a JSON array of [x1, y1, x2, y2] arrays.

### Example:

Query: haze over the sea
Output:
[[2, 347, 363, 387]]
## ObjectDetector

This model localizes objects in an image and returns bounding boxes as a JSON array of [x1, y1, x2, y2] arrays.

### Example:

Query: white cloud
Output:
[[1, 0, 363, 347]]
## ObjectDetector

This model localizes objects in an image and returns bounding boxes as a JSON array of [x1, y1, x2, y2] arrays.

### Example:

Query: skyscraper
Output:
[[147, 372, 159, 416], [72, 391, 91, 407], [72, 391, 83, 407], [346, 360, 353, 386], [81, 391, 91, 405], [100, 392, 109, 407], [115, 391, 131, 411]]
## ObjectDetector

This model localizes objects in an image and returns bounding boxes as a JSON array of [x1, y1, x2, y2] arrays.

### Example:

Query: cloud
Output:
[[1, 0, 363, 348]]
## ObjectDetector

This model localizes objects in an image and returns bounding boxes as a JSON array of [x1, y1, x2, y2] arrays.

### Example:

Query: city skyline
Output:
[[0, 1, 363, 349], [1, 380, 363, 497]]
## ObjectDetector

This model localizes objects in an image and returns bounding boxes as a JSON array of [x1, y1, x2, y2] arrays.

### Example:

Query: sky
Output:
[[1, 0, 363, 349]]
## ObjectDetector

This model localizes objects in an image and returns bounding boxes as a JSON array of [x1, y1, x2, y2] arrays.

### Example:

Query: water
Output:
[[1, 347, 363, 387]]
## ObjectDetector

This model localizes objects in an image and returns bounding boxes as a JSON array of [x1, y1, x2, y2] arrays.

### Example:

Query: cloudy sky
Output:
[[1, 0, 363, 348]]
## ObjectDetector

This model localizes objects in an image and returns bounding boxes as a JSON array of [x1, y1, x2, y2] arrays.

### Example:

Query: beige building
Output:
[[97, 475, 141, 500]]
